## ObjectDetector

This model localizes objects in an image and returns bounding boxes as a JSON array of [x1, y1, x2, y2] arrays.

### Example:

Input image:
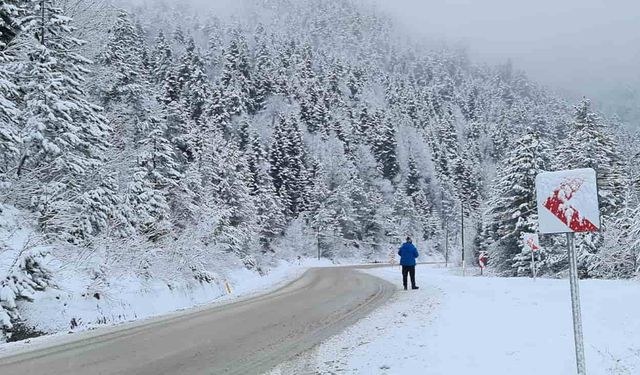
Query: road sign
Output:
[[523, 233, 540, 280], [478, 253, 488, 269], [536, 168, 600, 375], [389, 249, 397, 265], [478, 252, 488, 275], [523, 233, 540, 252], [535, 168, 600, 234]]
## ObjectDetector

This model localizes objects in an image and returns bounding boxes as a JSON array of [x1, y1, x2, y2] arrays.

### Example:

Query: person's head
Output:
[[406, 236, 412, 243]]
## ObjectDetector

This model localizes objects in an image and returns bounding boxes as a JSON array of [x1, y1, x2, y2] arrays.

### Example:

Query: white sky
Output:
[[367, 0, 640, 102]]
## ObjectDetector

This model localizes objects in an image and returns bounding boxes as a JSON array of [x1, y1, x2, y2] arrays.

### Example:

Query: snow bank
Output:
[[271, 266, 640, 375], [0, 256, 334, 352], [0, 205, 54, 340], [1, 204, 343, 345], [28, 257, 334, 338]]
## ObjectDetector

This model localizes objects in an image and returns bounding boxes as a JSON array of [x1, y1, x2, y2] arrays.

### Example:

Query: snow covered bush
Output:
[[0, 250, 52, 340]]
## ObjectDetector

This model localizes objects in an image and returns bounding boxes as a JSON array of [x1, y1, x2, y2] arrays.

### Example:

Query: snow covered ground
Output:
[[270, 265, 640, 375]]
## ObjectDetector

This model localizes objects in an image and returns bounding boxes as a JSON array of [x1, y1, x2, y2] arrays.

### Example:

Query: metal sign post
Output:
[[567, 232, 586, 375], [530, 250, 536, 281], [316, 227, 321, 260], [445, 217, 449, 268], [523, 233, 540, 281], [442, 191, 449, 268], [536, 168, 600, 375]]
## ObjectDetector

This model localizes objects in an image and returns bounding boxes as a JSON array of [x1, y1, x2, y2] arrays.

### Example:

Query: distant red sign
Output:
[[523, 233, 540, 252], [478, 253, 488, 269]]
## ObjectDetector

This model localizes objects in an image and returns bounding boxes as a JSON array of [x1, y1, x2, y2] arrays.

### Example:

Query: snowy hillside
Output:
[[0, 0, 638, 341]]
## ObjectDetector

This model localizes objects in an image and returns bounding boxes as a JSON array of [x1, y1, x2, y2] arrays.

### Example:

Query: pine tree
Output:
[[629, 204, 640, 276], [563, 99, 627, 217], [138, 116, 182, 190], [403, 156, 438, 239], [158, 67, 192, 165], [300, 85, 320, 133], [99, 9, 147, 109], [353, 106, 372, 142], [125, 166, 171, 238], [351, 173, 392, 246], [309, 163, 344, 257], [150, 31, 172, 84], [67, 169, 122, 241], [272, 44, 293, 98], [0, 1, 21, 175], [405, 156, 421, 197], [0, 1, 23, 47], [253, 166, 286, 252], [486, 129, 549, 276], [204, 17, 223, 75], [391, 188, 423, 241], [270, 115, 310, 218], [246, 132, 285, 251], [221, 30, 254, 115], [253, 24, 274, 112], [432, 115, 459, 181], [346, 66, 365, 101], [556, 99, 629, 275], [372, 114, 399, 180], [177, 38, 210, 124], [199, 132, 257, 265], [452, 155, 480, 211], [206, 85, 231, 135], [16, 0, 110, 179], [328, 181, 359, 241], [172, 25, 185, 48], [588, 189, 639, 278], [7, 1, 119, 242]]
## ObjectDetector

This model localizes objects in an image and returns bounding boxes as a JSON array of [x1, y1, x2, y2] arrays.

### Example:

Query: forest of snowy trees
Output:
[[0, 0, 639, 339]]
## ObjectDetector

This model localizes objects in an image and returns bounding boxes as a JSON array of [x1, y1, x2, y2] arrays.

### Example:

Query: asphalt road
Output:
[[0, 267, 395, 375]]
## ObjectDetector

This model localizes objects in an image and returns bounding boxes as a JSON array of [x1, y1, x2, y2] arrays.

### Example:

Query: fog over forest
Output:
[[132, 0, 640, 125], [367, 0, 640, 126]]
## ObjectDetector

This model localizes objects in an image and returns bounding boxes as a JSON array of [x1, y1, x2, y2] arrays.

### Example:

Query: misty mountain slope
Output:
[[0, 0, 638, 341]]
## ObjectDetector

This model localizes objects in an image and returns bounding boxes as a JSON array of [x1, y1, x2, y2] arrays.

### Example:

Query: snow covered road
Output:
[[0, 267, 394, 375], [271, 266, 640, 375]]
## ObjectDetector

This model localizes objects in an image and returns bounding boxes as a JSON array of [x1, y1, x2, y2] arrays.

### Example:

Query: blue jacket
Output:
[[398, 242, 419, 266]]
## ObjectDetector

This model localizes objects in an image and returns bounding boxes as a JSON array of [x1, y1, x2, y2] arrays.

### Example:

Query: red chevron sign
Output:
[[536, 169, 600, 234], [523, 233, 541, 252], [526, 237, 540, 251], [543, 179, 598, 232]]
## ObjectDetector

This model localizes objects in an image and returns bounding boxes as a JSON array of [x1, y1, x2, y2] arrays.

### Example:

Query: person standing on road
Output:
[[398, 237, 419, 290]]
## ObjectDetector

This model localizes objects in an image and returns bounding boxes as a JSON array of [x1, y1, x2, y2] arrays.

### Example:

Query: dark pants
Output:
[[402, 265, 416, 289]]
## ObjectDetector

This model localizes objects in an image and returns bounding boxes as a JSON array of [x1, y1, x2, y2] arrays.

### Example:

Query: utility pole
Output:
[[444, 217, 449, 267], [461, 202, 465, 276], [531, 248, 537, 280], [316, 227, 320, 260], [442, 191, 449, 267]]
